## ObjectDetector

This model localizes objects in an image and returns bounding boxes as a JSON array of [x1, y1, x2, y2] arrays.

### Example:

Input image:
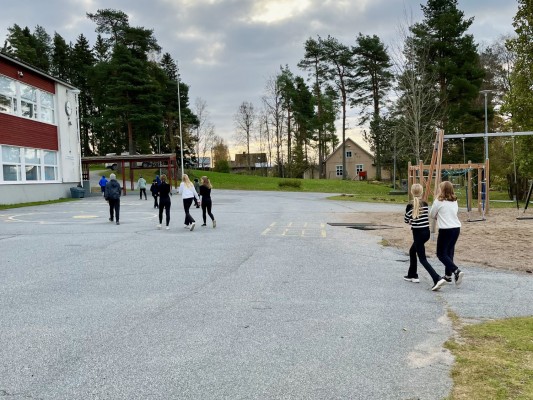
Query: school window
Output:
[[356, 164, 364, 173], [0, 75, 17, 114], [0, 145, 58, 183], [40, 91, 55, 124], [346, 151, 352, 158], [336, 165, 343, 176], [0, 74, 55, 124]]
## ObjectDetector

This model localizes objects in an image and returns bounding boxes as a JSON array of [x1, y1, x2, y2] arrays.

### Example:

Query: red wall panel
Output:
[[0, 59, 55, 94], [0, 113, 58, 150]]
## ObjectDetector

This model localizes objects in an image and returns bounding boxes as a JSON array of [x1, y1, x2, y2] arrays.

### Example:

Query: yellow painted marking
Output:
[[73, 215, 98, 219], [321, 223, 327, 238]]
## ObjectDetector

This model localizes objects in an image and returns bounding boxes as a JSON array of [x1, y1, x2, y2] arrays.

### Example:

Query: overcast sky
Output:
[[0, 0, 518, 155]]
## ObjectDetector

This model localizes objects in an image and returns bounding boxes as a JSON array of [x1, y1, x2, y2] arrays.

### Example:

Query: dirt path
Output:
[[339, 208, 533, 273]]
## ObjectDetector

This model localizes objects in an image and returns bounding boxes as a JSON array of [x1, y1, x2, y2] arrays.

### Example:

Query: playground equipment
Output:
[[408, 129, 533, 221], [516, 180, 533, 220], [408, 130, 488, 220]]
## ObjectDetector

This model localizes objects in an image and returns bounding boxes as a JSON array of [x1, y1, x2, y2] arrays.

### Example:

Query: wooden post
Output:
[[477, 167, 482, 212], [467, 162, 472, 212]]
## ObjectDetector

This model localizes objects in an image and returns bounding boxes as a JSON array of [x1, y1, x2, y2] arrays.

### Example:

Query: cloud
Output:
[[0, 0, 518, 155]]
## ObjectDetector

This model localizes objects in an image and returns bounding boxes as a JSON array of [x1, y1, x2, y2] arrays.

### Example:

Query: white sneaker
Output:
[[157, 224, 162, 229], [454, 270, 464, 286], [184, 224, 189, 229], [189, 222, 195, 231], [165, 226, 170, 230], [431, 278, 447, 291], [213, 220, 216, 228]]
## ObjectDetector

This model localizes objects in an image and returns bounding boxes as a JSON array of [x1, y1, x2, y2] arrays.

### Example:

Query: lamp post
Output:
[[177, 62, 184, 177], [480, 90, 492, 160]]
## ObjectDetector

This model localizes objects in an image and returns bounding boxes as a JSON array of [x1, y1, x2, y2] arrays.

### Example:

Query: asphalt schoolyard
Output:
[[1, 190, 532, 399]]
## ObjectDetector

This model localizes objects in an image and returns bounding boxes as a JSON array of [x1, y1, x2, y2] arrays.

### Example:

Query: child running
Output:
[[404, 183, 447, 291]]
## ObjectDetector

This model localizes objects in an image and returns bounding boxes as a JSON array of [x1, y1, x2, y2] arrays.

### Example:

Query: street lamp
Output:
[[177, 62, 184, 176], [480, 90, 492, 160]]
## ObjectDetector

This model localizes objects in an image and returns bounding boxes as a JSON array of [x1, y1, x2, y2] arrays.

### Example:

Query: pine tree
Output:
[[50, 32, 70, 80], [411, 0, 485, 136], [505, 0, 533, 176], [352, 33, 393, 180]]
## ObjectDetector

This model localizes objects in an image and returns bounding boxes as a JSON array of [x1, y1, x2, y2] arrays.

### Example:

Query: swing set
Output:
[[408, 129, 533, 221]]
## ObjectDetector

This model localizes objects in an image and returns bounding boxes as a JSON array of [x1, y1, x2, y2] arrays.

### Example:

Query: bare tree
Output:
[[390, 11, 442, 164], [234, 101, 256, 171], [262, 75, 285, 176], [194, 98, 216, 169]]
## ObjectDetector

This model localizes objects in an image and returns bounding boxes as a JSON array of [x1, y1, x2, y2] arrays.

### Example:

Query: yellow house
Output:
[[321, 137, 390, 180]]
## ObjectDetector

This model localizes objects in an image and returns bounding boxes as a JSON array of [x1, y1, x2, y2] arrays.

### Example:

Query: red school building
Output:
[[0, 52, 82, 204]]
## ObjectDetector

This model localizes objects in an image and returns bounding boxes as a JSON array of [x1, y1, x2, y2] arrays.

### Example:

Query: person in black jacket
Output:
[[157, 174, 172, 230], [199, 176, 216, 228], [104, 173, 121, 225], [404, 183, 446, 291], [150, 179, 159, 209]]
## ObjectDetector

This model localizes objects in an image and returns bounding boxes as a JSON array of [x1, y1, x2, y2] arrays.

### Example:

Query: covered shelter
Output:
[[82, 154, 178, 195]]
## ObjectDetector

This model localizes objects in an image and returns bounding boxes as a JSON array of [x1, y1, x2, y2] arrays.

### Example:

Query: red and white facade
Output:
[[0, 52, 82, 204]]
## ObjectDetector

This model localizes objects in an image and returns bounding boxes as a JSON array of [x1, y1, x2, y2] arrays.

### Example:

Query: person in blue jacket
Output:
[[98, 175, 108, 197]]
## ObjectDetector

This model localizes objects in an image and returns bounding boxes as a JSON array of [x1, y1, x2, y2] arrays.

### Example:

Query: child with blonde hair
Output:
[[404, 183, 447, 291], [178, 174, 200, 231]]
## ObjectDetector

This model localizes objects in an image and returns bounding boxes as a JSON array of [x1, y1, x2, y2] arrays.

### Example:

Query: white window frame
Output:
[[346, 151, 352, 158], [336, 165, 343, 176], [0, 145, 59, 183], [356, 164, 364, 174], [0, 74, 56, 125]]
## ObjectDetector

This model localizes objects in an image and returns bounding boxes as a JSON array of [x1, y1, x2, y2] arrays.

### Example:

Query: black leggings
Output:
[[407, 228, 441, 283], [159, 198, 171, 226], [183, 198, 195, 225], [436, 227, 460, 276], [201, 198, 215, 224]]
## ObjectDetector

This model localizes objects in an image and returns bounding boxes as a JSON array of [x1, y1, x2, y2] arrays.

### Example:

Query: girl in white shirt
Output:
[[429, 181, 464, 286], [179, 174, 200, 231]]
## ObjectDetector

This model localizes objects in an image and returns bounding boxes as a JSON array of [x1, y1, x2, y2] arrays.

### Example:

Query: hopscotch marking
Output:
[[262, 222, 326, 238]]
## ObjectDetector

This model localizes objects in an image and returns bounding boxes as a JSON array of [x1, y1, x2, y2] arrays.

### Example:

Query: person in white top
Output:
[[429, 181, 464, 286], [178, 174, 200, 231]]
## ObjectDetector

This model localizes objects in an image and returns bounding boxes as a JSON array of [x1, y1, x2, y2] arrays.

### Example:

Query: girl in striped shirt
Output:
[[404, 184, 447, 291]]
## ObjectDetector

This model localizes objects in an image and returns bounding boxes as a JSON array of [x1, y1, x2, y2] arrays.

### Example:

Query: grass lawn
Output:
[[445, 317, 533, 399], [0, 198, 76, 210]]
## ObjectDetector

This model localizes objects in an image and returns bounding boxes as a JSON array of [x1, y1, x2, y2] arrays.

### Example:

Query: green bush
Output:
[[278, 179, 302, 189], [214, 160, 231, 173]]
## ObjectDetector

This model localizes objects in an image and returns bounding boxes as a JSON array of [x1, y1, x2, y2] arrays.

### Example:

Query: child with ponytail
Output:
[[404, 184, 447, 291]]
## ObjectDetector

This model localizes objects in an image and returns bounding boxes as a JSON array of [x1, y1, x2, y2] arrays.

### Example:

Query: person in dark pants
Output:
[[150, 179, 159, 209], [98, 175, 108, 197], [178, 174, 199, 231], [430, 181, 464, 286], [104, 173, 121, 225], [193, 178, 201, 208], [157, 174, 172, 230], [138, 175, 147, 200], [199, 176, 216, 228], [404, 183, 446, 291]]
